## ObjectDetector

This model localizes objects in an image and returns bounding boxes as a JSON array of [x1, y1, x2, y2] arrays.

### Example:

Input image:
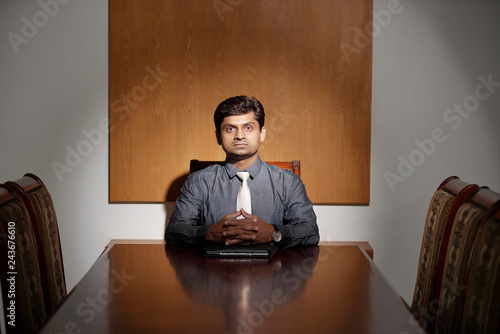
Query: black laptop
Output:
[[202, 242, 275, 258]]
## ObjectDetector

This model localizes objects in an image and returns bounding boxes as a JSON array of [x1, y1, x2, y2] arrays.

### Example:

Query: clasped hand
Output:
[[205, 209, 274, 245]]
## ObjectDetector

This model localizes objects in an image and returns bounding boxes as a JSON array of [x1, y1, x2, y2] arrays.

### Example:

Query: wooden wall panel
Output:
[[109, 0, 372, 204]]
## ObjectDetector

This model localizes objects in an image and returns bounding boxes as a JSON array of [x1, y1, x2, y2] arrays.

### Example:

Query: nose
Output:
[[234, 128, 245, 140]]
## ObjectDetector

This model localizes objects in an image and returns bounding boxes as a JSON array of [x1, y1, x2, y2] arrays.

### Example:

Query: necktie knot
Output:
[[236, 171, 250, 182]]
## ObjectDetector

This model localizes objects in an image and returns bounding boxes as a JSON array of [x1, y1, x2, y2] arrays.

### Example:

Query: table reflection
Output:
[[165, 245, 319, 334]]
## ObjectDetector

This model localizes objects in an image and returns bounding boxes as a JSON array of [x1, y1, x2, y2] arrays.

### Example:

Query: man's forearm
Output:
[[165, 222, 209, 246], [278, 222, 320, 248]]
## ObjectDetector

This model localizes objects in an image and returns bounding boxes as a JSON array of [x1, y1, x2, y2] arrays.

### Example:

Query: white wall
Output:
[[1, 0, 499, 305]]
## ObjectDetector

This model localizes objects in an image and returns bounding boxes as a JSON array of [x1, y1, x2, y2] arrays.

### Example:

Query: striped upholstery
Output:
[[460, 210, 500, 334], [0, 186, 47, 333], [435, 188, 500, 334], [411, 188, 456, 328], [24, 180, 67, 313], [7, 174, 67, 316], [411, 177, 477, 332]]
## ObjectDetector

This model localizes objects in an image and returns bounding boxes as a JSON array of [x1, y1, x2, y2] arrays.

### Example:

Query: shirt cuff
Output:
[[195, 224, 210, 241]]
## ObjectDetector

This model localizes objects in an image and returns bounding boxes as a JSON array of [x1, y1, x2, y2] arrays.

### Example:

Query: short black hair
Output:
[[214, 96, 265, 133]]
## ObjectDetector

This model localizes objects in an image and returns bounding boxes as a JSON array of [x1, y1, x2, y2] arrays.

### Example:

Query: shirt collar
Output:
[[224, 156, 263, 180]]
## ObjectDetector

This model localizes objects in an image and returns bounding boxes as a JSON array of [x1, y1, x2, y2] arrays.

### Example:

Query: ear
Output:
[[259, 126, 266, 143], [215, 130, 222, 145]]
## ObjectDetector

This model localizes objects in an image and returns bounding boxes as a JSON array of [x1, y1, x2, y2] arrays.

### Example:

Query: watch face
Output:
[[273, 231, 282, 243], [272, 225, 282, 243]]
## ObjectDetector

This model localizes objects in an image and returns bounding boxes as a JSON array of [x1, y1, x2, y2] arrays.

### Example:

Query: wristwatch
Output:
[[271, 224, 282, 243]]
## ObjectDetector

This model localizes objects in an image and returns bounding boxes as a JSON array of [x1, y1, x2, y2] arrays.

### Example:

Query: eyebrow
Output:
[[222, 121, 257, 128]]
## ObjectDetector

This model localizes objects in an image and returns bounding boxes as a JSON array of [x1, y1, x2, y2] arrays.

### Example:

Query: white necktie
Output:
[[236, 171, 251, 218]]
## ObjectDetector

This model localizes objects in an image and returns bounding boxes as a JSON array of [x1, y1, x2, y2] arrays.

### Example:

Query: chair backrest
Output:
[[0, 185, 47, 333], [5, 173, 67, 316], [190, 160, 301, 178], [411, 176, 478, 331], [434, 187, 500, 334], [460, 205, 500, 334]]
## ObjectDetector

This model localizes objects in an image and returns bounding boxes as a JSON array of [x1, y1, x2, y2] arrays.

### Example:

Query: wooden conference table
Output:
[[38, 241, 423, 333]]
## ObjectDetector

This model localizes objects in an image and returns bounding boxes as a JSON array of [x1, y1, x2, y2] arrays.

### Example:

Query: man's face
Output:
[[216, 112, 266, 162]]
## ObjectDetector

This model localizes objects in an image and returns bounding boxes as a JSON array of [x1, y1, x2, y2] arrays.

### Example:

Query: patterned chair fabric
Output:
[[26, 182, 67, 312], [8, 174, 67, 316], [460, 211, 500, 334], [411, 177, 477, 332], [411, 188, 456, 329], [434, 188, 500, 334], [0, 186, 47, 333]]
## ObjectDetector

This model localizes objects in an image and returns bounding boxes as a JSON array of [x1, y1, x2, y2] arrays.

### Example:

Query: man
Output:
[[165, 96, 319, 248]]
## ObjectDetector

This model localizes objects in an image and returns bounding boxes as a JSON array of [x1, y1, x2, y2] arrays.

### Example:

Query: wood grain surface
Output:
[[109, 0, 372, 203]]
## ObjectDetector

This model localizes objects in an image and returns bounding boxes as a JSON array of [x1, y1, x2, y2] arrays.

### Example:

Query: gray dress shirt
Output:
[[165, 156, 319, 248]]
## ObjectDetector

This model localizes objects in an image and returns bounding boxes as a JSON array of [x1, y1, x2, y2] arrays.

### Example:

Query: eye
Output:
[[225, 126, 234, 133], [245, 125, 253, 131]]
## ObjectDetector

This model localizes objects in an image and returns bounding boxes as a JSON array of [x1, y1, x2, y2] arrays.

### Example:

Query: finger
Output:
[[226, 221, 259, 233], [225, 237, 256, 246], [241, 223, 259, 231], [233, 233, 257, 241], [222, 211, 244, 225], [225, 217, 257, 227], [224, 238, 244, 246], [223, 228, 257, 238], [230, 210, 243, 217], [241, 211, 260, 224], [223, 229, 243, 237], [225, 219, 247, 226], [240, 209, 254, 219], [227, 211, 243, 220]]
